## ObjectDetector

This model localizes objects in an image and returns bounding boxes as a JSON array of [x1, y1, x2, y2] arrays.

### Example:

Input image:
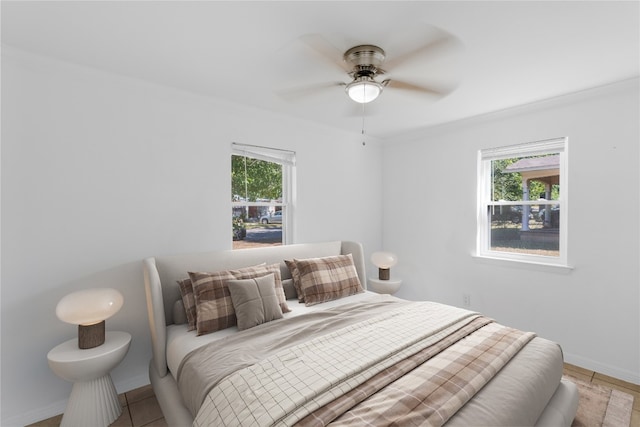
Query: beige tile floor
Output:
[[27, 384, 166, 427], [29, 364, 640, 427]]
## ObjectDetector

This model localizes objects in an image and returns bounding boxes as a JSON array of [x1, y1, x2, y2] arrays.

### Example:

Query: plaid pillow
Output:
[[285, 259, 304, 303], [294, 254, 364, 306], [177, 277, 197, 331], [189, 263, 289, 336]]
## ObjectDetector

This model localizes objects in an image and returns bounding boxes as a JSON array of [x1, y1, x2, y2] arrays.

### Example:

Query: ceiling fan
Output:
[[278, 33, 461, 105], [343, 44, 388, 103]]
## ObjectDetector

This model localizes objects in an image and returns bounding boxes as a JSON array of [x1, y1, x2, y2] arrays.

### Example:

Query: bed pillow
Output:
[[226, 274, 283, 331], [284, 259, 304, 303], [281, 278, 297, 300], [189, 263, 289, 336], [178, 261, 291, 331], [177, 277, 198, 331], [294, 254, 364, 306]]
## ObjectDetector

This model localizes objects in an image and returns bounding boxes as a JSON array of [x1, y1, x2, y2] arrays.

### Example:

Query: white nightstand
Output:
[[368, 278, 402, 295], [47, 331, 131, 427]]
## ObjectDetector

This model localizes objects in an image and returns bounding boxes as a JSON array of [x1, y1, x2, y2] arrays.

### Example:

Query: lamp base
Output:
[[378, 268, 390, 280], [78, 321, 105, 349]]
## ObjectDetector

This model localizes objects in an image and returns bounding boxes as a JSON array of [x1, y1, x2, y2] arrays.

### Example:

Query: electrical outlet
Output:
[[463, 294, 471, 307]]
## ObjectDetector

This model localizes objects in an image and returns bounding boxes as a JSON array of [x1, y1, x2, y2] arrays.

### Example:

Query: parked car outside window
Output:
[[260, 211, 282, 224]]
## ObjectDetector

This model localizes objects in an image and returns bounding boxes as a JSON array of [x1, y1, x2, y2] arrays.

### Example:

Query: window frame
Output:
[[476, 137, 569, 267], [231, 142, 296, 245]]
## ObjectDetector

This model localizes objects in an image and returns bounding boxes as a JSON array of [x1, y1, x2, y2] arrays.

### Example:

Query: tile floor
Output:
[[29, 364, 639, 427], [27, 384, 166, 427]]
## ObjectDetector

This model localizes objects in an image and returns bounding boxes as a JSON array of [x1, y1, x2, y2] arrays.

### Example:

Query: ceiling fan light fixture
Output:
[[345, 77, 383, 104]]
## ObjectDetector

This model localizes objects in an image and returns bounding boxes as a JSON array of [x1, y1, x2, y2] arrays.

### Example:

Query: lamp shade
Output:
[[56, 288, 124, 326], [371, 252, 398, 269], [345, 77, 383, 103]]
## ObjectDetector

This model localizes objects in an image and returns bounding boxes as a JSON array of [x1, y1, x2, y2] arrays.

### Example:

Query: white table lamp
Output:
[[371, 251, 398, 280], [56, 288, 124, 349]]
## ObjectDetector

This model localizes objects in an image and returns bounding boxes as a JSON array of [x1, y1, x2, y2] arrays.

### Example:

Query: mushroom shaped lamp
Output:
[[56, 288, 124, 349], [371, 251, 398, 281]]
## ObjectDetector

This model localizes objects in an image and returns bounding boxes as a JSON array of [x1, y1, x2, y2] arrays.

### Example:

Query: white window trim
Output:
[[232, 143, 296, 245], [476, 137, 570, 268]]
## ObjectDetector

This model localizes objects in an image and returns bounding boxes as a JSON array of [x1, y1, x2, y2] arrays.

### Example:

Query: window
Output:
[[231, 143, 296, 249], [477, 137, 568, 266]]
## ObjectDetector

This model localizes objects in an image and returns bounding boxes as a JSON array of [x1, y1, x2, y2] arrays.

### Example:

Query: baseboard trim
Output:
[[3, 373, 150, 427], [564, 352, 640, 385], [2, 400, 67, 427], [115, 372, 151, 395]]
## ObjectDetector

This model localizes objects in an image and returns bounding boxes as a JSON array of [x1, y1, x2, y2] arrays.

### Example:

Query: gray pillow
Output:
[[282, 278, 297, 300], [226, 274, 283, 330]]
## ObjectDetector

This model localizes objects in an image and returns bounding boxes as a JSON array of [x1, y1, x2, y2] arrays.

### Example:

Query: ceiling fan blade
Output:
[[383, 78, 454, 98], [384, 33, 462, 70], [298, 33, 351, 73], [276, 81, 345, 101]]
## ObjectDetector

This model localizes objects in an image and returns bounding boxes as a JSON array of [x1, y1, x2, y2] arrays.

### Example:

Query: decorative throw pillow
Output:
[[273, 270, 292, 314], [177, 278, 197, 331], [284, 259, 304, 303], [226, 274, 283, 331], [281, 278, 297, 301], [294, 254, 364, 306], [189, 263, 289, 336]]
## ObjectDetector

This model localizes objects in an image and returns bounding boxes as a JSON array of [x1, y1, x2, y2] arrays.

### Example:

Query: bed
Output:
[[143, 240, 578, 426]]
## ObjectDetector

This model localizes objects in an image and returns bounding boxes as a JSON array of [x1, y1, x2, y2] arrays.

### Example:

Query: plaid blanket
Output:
[[297, 321, 534, 426], [193, 302, 534, 427]]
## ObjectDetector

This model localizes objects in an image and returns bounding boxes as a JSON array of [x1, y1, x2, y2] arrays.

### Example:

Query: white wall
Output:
[[382, 78, 640, 384], [0, 48, 383, 425], [4, 44, 637, 426]]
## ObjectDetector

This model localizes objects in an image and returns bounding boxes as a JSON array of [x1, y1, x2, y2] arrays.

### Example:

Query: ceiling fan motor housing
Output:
[[344, 45, 386, 77]]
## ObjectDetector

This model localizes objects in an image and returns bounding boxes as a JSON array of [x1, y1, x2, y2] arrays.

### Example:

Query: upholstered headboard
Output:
[[143, 241, 367, 377]]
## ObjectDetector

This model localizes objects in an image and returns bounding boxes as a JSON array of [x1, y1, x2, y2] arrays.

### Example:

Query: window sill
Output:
[[472, 254, 574, 274]]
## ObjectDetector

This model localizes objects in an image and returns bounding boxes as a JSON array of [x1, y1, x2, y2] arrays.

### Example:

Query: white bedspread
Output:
[[193, 301, 484, 426], [165, 291, 388, 376], [166, 292, 566, 427]]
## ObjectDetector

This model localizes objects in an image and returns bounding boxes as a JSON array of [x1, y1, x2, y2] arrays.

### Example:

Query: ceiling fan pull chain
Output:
[[361, 102, 366, 145]]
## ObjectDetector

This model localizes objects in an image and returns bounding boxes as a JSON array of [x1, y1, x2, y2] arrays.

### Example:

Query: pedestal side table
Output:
[[368, 278, 402, 295], [47, 331, 131, 427]]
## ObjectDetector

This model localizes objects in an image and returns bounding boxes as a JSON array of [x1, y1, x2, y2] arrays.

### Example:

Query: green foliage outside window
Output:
[[231, 155, 282, 201]]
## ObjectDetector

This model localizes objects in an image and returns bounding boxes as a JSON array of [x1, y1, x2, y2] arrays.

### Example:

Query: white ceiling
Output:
[[2, 1, 639, 139]]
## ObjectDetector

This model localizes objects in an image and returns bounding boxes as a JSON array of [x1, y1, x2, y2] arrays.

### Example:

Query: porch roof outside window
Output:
[[505, 155, 560, 186], [504, 154, 560, 231]]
